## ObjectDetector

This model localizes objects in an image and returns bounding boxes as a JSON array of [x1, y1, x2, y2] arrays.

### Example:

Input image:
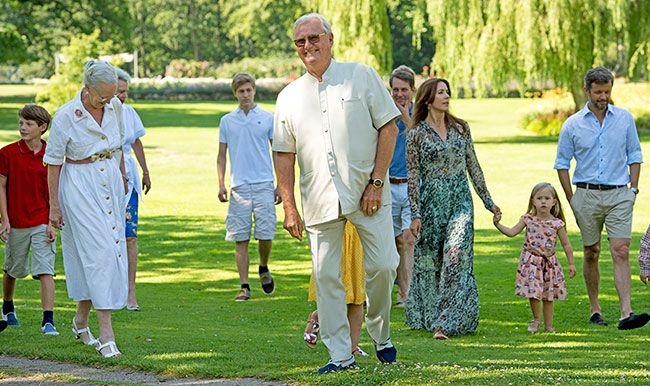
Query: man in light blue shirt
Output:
[[555, 66, 648, 330], [388, 65, 416, 308]]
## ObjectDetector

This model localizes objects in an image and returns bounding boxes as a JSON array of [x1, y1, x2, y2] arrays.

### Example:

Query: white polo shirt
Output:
[[122, 103, 146, 197], [273, 60, 400, 226], [219, 106, 274, 188]]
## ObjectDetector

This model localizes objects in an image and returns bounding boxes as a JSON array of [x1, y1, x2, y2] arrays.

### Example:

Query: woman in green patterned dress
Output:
[[405, 78, 500, 340]]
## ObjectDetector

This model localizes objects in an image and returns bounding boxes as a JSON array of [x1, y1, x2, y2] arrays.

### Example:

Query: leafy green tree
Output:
[[36, 30, 114, 112], [2, 0, 132, 77], [416, 0, 650, 108], [319, 0, 393, 75]]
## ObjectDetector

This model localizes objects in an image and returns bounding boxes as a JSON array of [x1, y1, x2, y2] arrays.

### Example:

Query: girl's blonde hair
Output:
[[527, 182, 565, 222]]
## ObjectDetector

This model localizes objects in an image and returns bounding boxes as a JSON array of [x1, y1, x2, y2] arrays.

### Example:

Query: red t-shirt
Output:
[[0, 140, 49, 228]]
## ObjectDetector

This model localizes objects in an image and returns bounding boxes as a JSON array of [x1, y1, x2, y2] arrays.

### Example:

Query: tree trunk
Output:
[[570, 80, 587, 112]]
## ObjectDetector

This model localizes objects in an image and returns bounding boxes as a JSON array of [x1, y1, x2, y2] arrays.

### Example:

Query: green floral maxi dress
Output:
[[405, 120, 495, 335]]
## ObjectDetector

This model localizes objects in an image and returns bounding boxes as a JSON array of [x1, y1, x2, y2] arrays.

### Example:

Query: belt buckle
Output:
[[90, 154, 99, 162], [105, 152, 112, 159]]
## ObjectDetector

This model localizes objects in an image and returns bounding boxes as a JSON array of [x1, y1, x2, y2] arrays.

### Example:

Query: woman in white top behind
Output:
[[45, 60, 129, 358], [115, 68, 151, 311]]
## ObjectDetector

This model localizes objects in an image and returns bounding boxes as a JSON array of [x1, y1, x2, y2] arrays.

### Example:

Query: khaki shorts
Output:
[[570, 187, 635, 246], [3, 224, 56, 279], [225, 181, 276, 242]]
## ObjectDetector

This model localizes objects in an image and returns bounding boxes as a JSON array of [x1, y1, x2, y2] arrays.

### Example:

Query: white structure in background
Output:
[[54, 51, 139, 78]]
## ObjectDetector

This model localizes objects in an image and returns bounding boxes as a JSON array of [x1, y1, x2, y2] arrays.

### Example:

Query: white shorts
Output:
[[390, 182, 411, 237], [225, 181, 276, 242], [3, 224, 55, 279]]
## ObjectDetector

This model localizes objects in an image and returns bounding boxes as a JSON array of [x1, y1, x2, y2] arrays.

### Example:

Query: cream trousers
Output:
[[306, 205, 399, 362]]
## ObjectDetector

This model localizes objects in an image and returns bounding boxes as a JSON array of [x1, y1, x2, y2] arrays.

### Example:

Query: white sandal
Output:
[[71, 318, 98, 346], [96, 340, 121, 358]]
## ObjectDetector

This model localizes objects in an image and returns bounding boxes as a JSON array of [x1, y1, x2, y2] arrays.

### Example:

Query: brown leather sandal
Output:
[[303, 310, 319, 349]]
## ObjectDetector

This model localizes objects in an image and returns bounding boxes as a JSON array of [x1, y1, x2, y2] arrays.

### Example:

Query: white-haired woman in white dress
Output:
[[45, 60, 128, 358]]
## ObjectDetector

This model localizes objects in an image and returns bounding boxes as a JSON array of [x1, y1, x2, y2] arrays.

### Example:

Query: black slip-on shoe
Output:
[[589, 312, 608, 326], [259, 271, 275, 295], [618, 313, 650, 330]]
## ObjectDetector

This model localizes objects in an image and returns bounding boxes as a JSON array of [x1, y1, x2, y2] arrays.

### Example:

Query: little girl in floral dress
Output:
[[493, 182, 576, 333]]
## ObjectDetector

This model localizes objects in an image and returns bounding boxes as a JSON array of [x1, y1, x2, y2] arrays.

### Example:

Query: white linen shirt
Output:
[[44, 91, 123, 165], [122, 103, 146, 197], [219, 106, 274, 188], [273, 60, 400, 226]]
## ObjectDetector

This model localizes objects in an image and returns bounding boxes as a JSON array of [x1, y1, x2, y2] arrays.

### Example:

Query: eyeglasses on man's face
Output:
[[293, 32, 327, 48]]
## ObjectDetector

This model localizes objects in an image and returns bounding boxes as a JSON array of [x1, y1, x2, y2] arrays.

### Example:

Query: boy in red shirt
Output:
[[0, 105, 58, 335]]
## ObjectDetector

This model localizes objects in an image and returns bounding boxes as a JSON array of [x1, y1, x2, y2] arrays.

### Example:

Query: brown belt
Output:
[[389, 177, 408, 184], [65, 151, 115, 164]]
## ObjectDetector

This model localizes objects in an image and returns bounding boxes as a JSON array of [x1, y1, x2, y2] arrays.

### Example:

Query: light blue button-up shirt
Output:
[[554, 103, 642, 186]]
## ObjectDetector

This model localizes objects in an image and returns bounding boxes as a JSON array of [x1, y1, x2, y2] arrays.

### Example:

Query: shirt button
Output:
[[101, 136, 106, 140], [112, 226, 116, 230], [108, 211, 112, 215], [100, 168, 104, 172], [106, 196, 110, 200], [322, 110, 326, 113], [115, 240, 119, 244]]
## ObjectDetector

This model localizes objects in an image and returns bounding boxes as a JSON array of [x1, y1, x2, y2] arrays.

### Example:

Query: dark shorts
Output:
[[125, 189, 139, 238]]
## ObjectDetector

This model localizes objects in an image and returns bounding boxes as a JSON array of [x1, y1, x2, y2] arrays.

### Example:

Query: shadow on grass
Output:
[[2, 218, 649, 384]]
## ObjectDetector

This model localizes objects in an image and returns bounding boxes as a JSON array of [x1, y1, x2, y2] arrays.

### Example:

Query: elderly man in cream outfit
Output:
[[274, 13, 400, 374]]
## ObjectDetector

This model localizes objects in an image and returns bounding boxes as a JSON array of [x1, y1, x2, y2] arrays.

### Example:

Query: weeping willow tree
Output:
[[417, 0, 650, 109], [318, 0, 392, 75]]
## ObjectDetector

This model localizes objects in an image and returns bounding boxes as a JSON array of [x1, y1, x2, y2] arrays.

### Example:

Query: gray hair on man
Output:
[[293, 13, 332, 35], [115, 68, 132, 83], [584, 66, 614, 90], [83, 60, 117, 88]]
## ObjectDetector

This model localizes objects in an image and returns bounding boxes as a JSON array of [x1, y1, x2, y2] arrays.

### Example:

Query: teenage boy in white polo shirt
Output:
[[217, 73, 281, 302]]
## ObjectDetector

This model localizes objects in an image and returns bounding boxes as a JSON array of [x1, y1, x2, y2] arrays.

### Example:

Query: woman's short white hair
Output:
[[293, 13, 332, 36], [115, 68, 131, 83], [83, 60, 117, 88]]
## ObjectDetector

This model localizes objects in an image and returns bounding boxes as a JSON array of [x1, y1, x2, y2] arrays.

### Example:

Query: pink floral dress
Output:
[[515, 214, 567, 301]]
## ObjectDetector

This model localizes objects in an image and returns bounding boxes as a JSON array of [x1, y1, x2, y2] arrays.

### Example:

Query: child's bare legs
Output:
[[528, 298, 541, 332], [542, 300, 554, 332], [306, 304, 364, 353], [39, 274, 54, 312], [2, 272, 16, 305], [235, 240, 250, 285], [347, 303, 363, 351]]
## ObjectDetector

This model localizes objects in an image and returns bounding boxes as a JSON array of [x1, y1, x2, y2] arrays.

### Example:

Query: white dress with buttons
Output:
[[43, 91, 128, 310]]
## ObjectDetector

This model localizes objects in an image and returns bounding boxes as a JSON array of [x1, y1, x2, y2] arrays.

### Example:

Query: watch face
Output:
[[373, 179, 383, 187]]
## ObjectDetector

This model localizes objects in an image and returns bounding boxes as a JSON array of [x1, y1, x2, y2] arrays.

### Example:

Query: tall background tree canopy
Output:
[[415, 0, 650, 108], [1, 0, 648, 101]]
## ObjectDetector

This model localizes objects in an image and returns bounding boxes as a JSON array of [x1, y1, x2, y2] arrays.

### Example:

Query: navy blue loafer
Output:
[[317, 360, 357, 374], [376, 345, 397, 363]]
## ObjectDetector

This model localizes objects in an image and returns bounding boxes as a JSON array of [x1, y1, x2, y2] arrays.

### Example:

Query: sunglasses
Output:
[[293, 32, 327, 48]]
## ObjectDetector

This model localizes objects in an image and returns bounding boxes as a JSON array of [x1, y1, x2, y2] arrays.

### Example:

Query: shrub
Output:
[[128, 77, 287, 101], [519, 82, 650, 135], [166, 59, 211, 78], [519, 89, 574, 136], [211, 56, 304, 79]]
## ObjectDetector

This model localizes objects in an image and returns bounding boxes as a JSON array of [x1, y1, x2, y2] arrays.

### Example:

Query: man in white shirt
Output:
[[274, 13, 400, 373], [217, 73, 281, 302]]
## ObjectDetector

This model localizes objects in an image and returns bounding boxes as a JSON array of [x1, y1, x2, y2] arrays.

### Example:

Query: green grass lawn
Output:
[[1, 86, 650, 385]]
